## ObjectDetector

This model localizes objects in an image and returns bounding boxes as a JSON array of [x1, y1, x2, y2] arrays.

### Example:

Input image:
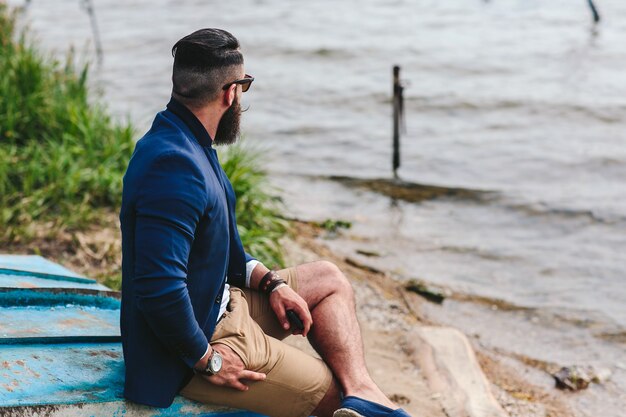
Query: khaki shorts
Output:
[[180, 267, 333, 417]]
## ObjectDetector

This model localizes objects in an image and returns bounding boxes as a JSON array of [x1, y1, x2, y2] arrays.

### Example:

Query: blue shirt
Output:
[[119, 98, 253, 407]]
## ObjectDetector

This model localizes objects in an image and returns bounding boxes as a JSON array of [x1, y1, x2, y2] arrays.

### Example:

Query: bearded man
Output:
[[119, 28, 411, 417]]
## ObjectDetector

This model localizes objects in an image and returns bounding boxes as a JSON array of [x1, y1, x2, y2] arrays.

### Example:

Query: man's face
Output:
[[213, 93, 241, 146], [214, 67, 245, 146]]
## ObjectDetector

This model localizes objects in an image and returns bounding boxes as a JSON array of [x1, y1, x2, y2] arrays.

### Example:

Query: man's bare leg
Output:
[[311, 377, 342, 417], [296, 261, 397, 410]]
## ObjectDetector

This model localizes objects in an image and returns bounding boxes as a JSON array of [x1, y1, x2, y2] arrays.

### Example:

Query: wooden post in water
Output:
[[80, 0, 104, 64], [23, 0, 104, 64], [392, 65, 403, 179], [588, 0, 601, 24]]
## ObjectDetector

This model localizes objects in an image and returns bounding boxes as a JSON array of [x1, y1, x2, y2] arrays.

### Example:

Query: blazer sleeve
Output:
[[133, 151, 209, 368]]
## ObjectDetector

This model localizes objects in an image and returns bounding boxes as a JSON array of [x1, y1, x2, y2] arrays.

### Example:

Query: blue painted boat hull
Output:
[[0, 255, 265, 417]]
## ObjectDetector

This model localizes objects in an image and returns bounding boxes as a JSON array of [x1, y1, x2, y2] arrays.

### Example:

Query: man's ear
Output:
[[223, 85, 236, 108]]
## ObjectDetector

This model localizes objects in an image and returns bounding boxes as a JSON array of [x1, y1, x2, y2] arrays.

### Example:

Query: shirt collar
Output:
[[166, 97, 213, 147]]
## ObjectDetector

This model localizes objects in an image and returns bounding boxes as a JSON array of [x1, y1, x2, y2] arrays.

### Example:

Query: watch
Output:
[[203, 348, 223, 375]]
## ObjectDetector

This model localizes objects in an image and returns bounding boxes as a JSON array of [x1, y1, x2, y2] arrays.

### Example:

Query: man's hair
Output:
[[171, 28, 243, 108]]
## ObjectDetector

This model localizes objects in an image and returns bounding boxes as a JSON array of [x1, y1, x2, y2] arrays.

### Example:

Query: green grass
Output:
[[0, 4, 134, 239], [220, 142, 288, 269], [0, 4, 288, 284]]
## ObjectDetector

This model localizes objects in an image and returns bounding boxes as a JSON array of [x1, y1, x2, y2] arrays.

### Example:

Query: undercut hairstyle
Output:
[[171, 28, 243, 108]]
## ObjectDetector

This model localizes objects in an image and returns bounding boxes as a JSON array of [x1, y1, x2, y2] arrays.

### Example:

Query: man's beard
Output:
[[213, 97, 241, 146]]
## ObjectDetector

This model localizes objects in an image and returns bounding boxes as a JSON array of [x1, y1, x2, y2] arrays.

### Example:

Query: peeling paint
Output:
[[0, 256, 263, 417]]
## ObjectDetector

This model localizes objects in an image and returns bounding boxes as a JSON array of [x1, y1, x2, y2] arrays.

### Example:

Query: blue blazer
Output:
[[119, 98, 253, 407]]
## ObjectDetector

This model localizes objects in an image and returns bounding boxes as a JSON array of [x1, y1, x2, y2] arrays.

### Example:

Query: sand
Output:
[[282, 221, 575, 417], [3, 218, 580, 417]]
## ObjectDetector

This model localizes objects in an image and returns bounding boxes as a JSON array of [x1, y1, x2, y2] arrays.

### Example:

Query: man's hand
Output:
[[199, 344, 266, 391], [269, 285, 313, 337]]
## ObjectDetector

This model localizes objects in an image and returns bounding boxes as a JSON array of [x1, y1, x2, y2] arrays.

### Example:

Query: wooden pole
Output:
[[392, 65, 401, 179], [80, 0, 104, 64], [588, 0, 601, 24], [23, 1, 104, 64]]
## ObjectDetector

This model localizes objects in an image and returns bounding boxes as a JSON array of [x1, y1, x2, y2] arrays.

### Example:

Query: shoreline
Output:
[[2, 218, 618, 417], [283, 220, 614, 417]]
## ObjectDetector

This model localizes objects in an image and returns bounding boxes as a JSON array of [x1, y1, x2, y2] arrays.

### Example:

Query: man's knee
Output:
[[297, 260, 354, 307], [316, 261, 353, 296]]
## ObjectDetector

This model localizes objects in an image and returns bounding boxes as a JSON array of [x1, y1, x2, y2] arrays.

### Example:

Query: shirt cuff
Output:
[[201, 343, 210, 363], [245, 260, 261, 288]]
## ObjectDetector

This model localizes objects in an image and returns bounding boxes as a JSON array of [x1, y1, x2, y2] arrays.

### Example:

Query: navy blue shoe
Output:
[[333, 396, 412, 417]]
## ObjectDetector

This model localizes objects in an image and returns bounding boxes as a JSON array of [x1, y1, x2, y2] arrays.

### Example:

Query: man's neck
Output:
[[188, 105, 220, 141], [171, 95, 223, 141]]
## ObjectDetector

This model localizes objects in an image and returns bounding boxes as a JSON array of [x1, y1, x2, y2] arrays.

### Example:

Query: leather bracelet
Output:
[[259, 270, 279, 293], [266, 279, 287, 294], [270, 282, 288, 293]]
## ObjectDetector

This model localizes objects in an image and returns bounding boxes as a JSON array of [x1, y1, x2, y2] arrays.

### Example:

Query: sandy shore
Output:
[[4, 219, 600, 417], [282, 221, 575, 417]]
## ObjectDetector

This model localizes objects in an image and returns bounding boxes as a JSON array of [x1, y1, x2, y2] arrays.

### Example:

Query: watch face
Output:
[[210, 352, 223, 373]]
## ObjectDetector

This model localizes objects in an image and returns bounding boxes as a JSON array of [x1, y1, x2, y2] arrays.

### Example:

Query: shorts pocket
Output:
[[210, 292, 252, 369]]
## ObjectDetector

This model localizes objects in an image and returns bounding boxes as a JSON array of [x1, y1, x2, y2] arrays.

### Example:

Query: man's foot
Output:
[[346, 383, 396, 409], [333, 396, 412, 417]]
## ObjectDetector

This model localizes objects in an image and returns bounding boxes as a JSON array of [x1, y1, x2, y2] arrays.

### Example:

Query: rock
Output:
[[356, 249, 382, 257], [552, 366, 593, 391], [591, 367, 612, 384], [411, 327, 509, 417], [405, 279, 446, 304]]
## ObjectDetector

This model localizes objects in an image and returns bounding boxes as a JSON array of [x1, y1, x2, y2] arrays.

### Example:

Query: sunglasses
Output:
[[222, 74, 254, 92]]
